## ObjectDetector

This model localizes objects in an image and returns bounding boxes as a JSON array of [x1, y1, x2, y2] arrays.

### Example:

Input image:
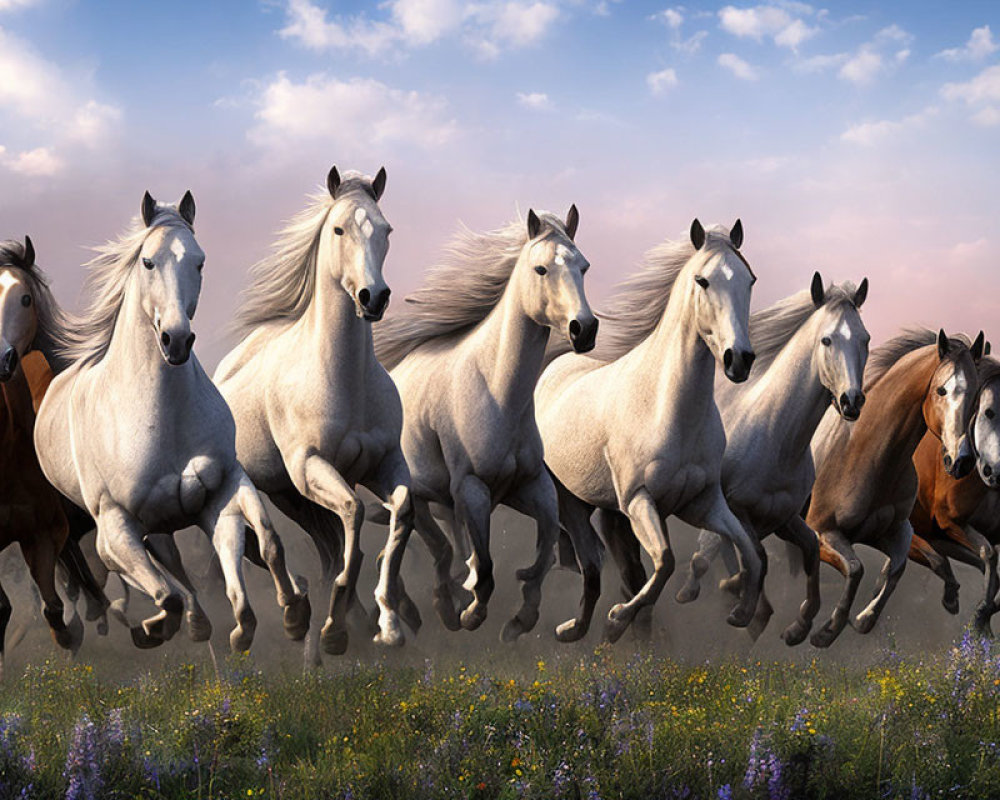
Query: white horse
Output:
[[669, 273, 870, 644], [34, 192, 310, 651], [374, 207, 598, 640], [216, 167, 422, 658], [536, 220, 763, 643]]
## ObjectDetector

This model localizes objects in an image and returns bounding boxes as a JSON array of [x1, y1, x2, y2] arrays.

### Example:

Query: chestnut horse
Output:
[[908, 355, 1000, 633], [0, 237, 82, 677], [806, 328, 983, 647]]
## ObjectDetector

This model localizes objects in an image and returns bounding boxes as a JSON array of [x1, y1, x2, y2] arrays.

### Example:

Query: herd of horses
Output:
[[1, 165, 998, 674]]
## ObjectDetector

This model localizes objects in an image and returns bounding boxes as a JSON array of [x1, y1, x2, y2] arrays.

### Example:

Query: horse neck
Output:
[[475, 278, 550, 413], [0, 368, 33, 439], [299, 249, 375, 377], [629, 277, 716, 421], [735, 320, 831, 458]]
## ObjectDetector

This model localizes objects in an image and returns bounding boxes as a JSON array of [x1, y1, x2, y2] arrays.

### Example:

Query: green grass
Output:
[[3, 634, 1000, 799]]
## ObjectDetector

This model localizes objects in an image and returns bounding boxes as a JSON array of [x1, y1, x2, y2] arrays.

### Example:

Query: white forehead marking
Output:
[[555, 244, 570, 266], [838, 320, 852, 340], [0, 271, 18, 291], [720, 263, 734, 280], [355, 208, 367, 225], [361, 219, 374, 238], [170, 238, 186, 262], [945, 371, 966, 393]]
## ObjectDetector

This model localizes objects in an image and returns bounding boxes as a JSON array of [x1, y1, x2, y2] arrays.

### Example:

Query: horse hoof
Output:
[[726, 605, 754, 629], [433, 590, 461, 632], [555, 619, 587, 643], [943, 595, 960, 616], [96, 616, 109, 637], [143, 611, 180, 642], [373, 625, 404, 648], [130, 626, 166, 650], [283, 594, 312, 641], [781, 620, 810, 647], [810, 623, 839, 649], [604, 603, 632, 644], [321, 620, 349, 656], [719, 574, 743, 595], [460, 603, 487, 631], [675, 579, 700, 604], [230, 626, 255, 653], [853, 612, 877, 635], [187, 611, 213, 643]]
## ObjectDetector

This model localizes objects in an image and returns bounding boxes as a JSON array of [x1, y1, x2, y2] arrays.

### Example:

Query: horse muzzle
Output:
[[0, 345, 18, 382], [979, 461, 1000, 488], [723, 347, 756, 383], [837, 389, 866, 421], [159, 330, 196, 366], [944, 437, 975, 479], [358, 286, 391, 322], [569, 317, 598, 354]]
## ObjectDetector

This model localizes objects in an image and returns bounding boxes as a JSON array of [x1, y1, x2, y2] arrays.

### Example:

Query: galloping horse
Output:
[[670, 273, 870, 645], [907, 355, 1000, 633], [806, 328, 983, 647], [0, 237, 82, 676], [35, 193, 310, 652], [536, 220, 763, 643], [216, 167, 417, 658], [375, 207, 597, 640]]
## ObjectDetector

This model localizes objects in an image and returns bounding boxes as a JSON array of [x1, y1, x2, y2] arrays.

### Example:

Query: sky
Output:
[[0, 0, 997, 366]]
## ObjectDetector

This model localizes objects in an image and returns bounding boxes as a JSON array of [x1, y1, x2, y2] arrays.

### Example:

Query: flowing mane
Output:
[[375, 212, 568, 371], [589, 225, 733, 363], [66, 204, 193, 367], [977, 355, 1000, 393], [747, 281, 861, 378], [864, 327, 973, 391], [0, 239, 79, 373]]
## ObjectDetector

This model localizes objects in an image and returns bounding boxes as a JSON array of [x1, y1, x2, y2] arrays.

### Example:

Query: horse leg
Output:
[[453, 475, 493, 631], [772, 516, 821, 646], [0, 578, 10, 681], [200, 501, 256, 653], [854, 520, 912, 634], [552, 480, 602, 643], [696, 493, 766, 629], [286, 452, 363, 656], [597, 509, 651, 640], [909, 533, 961, 614], [234, 476, 310, 642], [500, 471, 561, 642], [942, 524, 997, 635], [21, 531, 80, 653], [145, 533, 213, 642], [809, 530, 863, 647], [676, 529, 724, 604], [412, 498, 460, 631], [59, 536, 110, 634]]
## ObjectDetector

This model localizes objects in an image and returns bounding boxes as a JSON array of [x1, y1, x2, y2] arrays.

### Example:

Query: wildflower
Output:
[[64, 714, 102, 800], [717, 785, 734, 800]]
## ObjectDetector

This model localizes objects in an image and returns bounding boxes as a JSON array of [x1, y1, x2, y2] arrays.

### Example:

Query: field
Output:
[[3, 632, 1000, 800]]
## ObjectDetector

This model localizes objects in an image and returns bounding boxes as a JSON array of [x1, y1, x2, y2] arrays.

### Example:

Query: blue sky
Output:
[[0, 0, 998, 363]]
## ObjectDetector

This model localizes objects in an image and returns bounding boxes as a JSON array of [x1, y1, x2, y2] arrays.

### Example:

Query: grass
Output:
[[2, 633, 1000, 799]]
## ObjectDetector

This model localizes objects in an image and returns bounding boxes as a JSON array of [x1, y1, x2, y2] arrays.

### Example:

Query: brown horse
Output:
[[806, 328, 983, 647], [0, 237, 83, 676], [907, 355, 1000, 633]]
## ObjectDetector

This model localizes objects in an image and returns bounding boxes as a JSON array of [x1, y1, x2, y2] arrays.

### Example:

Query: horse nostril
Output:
[[944, 454, 953, 468], [857, 393, 866, 408], [840, 393, 850, 410], [185, 333, 196, 352], [724, 349, 734, 370], [161, 331, 171, 348], [985, 464, 993, 477], [358, 288, 371, 308], [569, 319, 582, 339], [744, 351, 756, 368]]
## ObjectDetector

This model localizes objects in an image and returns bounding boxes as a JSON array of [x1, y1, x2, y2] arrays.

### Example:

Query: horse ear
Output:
[[937, 329, 950, 359], [853, 277, 869, 309], [22, 235, 34, 268], [141, 191, 157, 227], [527, 209, 542, 239], [178, 191, 196, 226], [730, 218, 743, 249], [565, 204, 579, 241], [371, 167, 386, 201], [987, 341, 993, 357], [810, 271, 825, 308], [690, 218, 705, 250], [327, 166, 341, 199], [972, 330, 986, 362]]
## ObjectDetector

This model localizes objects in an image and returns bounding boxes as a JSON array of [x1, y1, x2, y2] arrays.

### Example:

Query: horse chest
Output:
[[646, 461, 710, 511], [121, 454, 229, 528]]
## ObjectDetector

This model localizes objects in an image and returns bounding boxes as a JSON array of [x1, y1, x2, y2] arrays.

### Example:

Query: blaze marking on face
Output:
[[0, 271, 17, 291], [945, 371, 967, 394], [170, 238, 187, 262], [838, 320, 852, 340], [555, 244, 570, 267], [720, 262, 734, 280]]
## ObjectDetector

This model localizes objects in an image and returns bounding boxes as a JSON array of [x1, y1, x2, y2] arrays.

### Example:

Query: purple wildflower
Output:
[[64, 714, 102, 800]]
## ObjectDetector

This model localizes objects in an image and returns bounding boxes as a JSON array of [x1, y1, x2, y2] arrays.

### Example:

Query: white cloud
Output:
[[655, 7, 684, 29], [2, 145, 61, 176], [250, 73, 459, 155], [718, 3, 816, 50], [516, 91, 550, 109], [717, 52, 759, 81], [838, 48, 881, 84], [673, 29, 708, 53], [646, 67, 679, 95], [840, 106, 938, 147], [942, 64, 1000, 127], [936, 25, 997, 62], [0, 0, 43, 10], [874, 24, 912, 45], [278, 0, 560, 59]]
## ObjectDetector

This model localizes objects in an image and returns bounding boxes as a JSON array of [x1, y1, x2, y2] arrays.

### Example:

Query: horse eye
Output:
[[937, 386, 947, 396], [21, 294, 31, 307], [986, 408, 996, 420], [334, 227, 345, 236], [695, 276, 709, 289], [534, 266, 547, 276], [821, 336, 831, 347], [142, 258, 155, 270]]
